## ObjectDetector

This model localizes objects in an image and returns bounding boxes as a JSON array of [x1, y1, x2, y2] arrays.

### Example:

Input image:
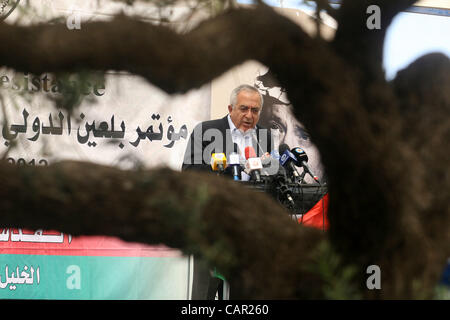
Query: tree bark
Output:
[[0, 2, 448, 299], [0, 161, 325, 298]]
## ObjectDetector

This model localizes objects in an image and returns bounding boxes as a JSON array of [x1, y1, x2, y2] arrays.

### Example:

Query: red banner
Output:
[[0, 228, 181, 257]]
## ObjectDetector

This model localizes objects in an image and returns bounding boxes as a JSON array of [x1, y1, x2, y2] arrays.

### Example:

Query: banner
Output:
[[0, 74, 207, 299], [0, 228, 192, 299], [0, 0, 212, 299], [0, 71, 209, 299]]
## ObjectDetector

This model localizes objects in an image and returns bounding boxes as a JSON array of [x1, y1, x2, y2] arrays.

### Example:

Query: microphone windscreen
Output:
[[291, 147, 308, 163], [244, 146, 257, 159], [279, 143, 290, 154], [210, 153, 227, 171], [229, 152, 240, 165]]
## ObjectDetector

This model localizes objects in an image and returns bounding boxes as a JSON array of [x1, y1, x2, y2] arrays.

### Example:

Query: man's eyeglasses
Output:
[[238, 105, 261, 115]]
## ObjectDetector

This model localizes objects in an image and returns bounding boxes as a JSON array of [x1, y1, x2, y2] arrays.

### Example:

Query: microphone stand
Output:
[[298, 170, 307, 184]]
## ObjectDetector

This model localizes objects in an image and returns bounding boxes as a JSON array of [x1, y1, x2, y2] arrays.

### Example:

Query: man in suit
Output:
[[182, 84, 273, 178], [182, 84, 273, 300]]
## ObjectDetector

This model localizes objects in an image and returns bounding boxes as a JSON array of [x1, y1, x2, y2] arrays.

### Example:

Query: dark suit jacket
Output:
[[182, 115, 273, 172]]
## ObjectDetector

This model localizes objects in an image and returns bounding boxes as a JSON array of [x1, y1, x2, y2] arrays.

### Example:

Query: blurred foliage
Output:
[[48, 71, 106, 113], [307, 240, 362, 299], [434, 285, 450, 300]]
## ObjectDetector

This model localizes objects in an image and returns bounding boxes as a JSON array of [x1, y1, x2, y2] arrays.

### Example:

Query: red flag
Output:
[[298, 193, 329, 230]]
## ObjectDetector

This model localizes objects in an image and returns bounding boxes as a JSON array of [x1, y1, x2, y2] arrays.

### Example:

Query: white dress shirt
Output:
[[227, 114, 256, 181]]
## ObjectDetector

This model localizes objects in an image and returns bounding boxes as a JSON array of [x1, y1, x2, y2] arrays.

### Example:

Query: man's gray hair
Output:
[[229, 84, 264, 109]]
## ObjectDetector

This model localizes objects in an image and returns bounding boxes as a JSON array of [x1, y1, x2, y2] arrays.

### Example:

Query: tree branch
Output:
[[0, 160, 326, 298], [0, 5, 318, 94], [392, 52, 450, 239], [0, 4, 353, 160], [0, 2, 448, 299], [332, 0, 417, 81]]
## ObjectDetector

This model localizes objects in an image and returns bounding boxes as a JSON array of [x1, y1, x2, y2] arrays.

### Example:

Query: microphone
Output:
[[210, 153, 227, 172], [232, 142, 240, 157], [276, 176, 296, 207], [251, 131, 266, 157], [270, 149, 280, 161], [270, 128, 281, 160], [279, 143, 300, 179], [245, 145, 257, 159], [260, 152, 279, 176], [244, 146, 262, 182], [228, 152, 241, 181], [290, 147, 320, 183], [250, 132, 278, 176]]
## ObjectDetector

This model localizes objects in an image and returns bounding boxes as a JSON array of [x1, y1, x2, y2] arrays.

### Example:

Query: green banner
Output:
[[0, 254, 191, 299]]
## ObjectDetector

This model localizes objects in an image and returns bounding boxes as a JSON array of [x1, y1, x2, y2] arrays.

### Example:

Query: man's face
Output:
[[228, 90, 262, 132]]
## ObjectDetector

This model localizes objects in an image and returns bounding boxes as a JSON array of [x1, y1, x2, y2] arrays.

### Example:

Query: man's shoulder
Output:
[[194, 116, 228, 131]]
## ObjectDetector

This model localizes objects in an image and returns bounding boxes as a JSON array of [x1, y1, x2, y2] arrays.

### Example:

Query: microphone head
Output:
[[210, 153, 227, 171], [244, 146, 257, 159], [279, 143, 290, 154], [279, 149, 297, 167], [245, 157, 263, 172], [229, 152, 240, 165], [290, 147, 308, 164]]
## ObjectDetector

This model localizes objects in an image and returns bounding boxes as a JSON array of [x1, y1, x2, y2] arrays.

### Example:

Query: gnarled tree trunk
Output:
[[0, 1, 448, 299]]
